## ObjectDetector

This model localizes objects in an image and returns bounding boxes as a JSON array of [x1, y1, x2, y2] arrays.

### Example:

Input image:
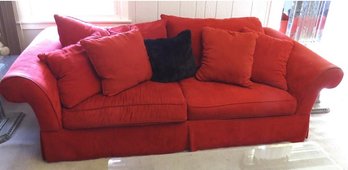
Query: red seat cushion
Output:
[[252, 34, 294, 90], [62, 81, 187, 129], [38, 44, 100, 108], [196, 27, 257, 87], [54, 14, 109, 47], [80, 29, 152, 96], [180, 78, 297, 120], [160, 14, 263, 64], [107, 20, 167, 39]]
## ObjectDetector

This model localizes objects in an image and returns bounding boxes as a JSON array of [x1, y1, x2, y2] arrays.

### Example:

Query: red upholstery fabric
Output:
[[252, 34, 294, 90], [0, 26, 343, 162], [264, 27, 343, 117], [196, 27, 257, 87], [63, 81, 187, 129], [188, 114, 309, 151], [180, 78, 297, 120], [0, 27, 63, 131], [106, 25, 130, 34], [161, 14, 263, 64], [54, 14, 109, 47], [133, 20, 167, 39], [107, 20, 167, 39], [41, 123, 188, 162], [38, 44, 101, 108], [263, 27, 292, 40], [81, 30, 152, 96]]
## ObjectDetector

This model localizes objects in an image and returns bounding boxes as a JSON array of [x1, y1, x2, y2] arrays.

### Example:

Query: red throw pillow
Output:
[[252, 34, 294, 90], [107, 20, 167, 39], [160, 14, 263, 64], [38, 44, 101, 108], [196, 27, 258, 87], [54, 14, 109, 47], [80, 30, 152, 96]]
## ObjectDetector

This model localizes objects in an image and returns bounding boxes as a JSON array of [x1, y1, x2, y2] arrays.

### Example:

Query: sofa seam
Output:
[[65, 103, 186, 112], [63, 119, 187, 130], [189, 99, 296, 108]]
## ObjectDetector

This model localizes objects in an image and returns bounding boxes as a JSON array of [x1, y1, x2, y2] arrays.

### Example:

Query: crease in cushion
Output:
[[242, 27, 294, 90], [180, 78, 297, 120], [144, 30, 197, 82], [107, 20, 167, 39], [196, 27, 258, 87], [38, 44, 101, 108], [160, 14, 263, 64], [80, 29, 152, 96], [54, 14, 109, 47], [63, 81, 187, 129]]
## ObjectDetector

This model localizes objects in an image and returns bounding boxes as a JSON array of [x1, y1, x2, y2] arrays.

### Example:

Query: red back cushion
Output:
[[54, 14, 109, 47], [196, 27, 258, 87], [80, 30, 152, 96], [106, 25, 130, 35], [160, 14, 263, 64], [107, 20, 167, 39], [38, 44, 101, 108], [252, 34, 294, 90]]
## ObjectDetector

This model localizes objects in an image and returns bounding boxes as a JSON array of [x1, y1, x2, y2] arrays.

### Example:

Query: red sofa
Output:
[[0, 15, 343, 162]]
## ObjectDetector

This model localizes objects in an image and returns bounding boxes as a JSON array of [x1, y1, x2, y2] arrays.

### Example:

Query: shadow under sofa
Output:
[[0, 16, 344, 162]]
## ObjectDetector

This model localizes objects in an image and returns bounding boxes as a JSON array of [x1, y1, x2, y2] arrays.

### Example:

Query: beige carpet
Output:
[[0, 78, 347, 170]]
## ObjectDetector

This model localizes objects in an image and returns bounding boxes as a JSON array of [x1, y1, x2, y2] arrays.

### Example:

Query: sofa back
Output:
[[161, 14, 263, 65]]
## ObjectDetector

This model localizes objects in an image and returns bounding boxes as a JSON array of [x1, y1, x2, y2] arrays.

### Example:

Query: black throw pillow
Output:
[[144, 30, 197, 82]]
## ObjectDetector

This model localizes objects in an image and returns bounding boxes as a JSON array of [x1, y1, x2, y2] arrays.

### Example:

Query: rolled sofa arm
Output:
[[264, 27, 344, 115], [0, 27, 63, 131]]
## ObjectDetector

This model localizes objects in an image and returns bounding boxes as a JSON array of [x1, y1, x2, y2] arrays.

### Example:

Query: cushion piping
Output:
[[188, 99, 296, 108]]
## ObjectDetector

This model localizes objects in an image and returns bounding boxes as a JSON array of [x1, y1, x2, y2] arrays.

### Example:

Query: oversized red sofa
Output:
[[0, 15, 343, 162]]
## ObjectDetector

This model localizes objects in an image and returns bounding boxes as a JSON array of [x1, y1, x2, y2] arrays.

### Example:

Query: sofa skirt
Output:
[[40, 114, 309, 162], [41, 122, 188, 162], [188, 114, 309, 151]]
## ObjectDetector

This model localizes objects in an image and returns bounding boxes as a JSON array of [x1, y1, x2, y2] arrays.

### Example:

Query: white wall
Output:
[[128, 1, 284, 27], [17, 0, 284, 50]]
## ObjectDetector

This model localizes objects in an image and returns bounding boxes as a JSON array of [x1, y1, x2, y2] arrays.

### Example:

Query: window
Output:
[[16, 0, 129, 23]]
